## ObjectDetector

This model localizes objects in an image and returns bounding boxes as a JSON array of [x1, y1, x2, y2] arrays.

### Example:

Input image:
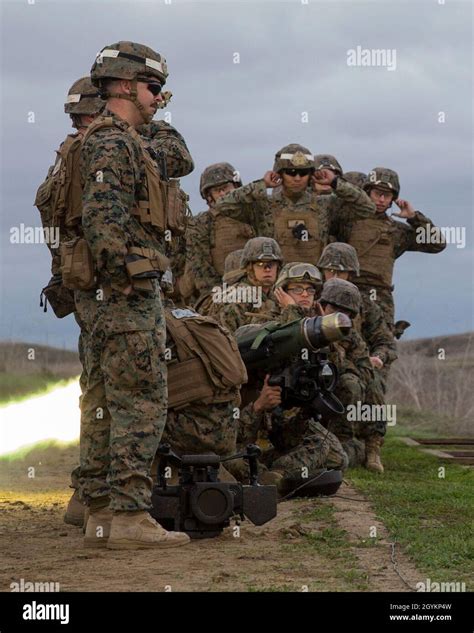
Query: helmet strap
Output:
[[106, 78, 152, 124]]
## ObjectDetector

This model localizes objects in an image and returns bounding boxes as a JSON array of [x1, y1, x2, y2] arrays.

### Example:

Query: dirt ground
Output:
[[0, 444, 423, 592]]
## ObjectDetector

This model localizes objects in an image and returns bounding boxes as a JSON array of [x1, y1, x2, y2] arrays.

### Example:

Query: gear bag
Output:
[[165, 308, 248, 410]]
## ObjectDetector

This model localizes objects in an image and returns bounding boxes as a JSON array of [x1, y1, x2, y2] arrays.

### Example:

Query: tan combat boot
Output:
[[84, 507, 113, 548], [64, 489, 86, 527], [107, 511, 191, 550], [365, 435, 385, 473]]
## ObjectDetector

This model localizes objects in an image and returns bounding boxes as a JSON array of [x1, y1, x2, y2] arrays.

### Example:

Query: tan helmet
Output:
[[91, 41, 168, 123], [314, 154, 343, 176], [319, 278, 361, 316], [273, 144, 315, 173], [240, 237, 283, 268], [199, 162, 242, 200], [363, 167, 400, 198], [64, 77, 104, 115], [343, 171, 367, 189], [317, 243, 360, 276], [223, 249, 244, 276], [274, 262, 322, 290]]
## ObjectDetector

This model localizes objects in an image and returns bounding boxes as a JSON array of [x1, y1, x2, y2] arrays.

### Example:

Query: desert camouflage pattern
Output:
[[65, 76, 104, 115], [343, 171, 367, 189], [273, 143, 315, 172], [199, 162, 241, 199], [320, 278, 361, 315], [363, 166, 400, 197], [314, 154, 343, 175], [214, 175, 376, 262], [318, 242, 360, 276], [91, 41, 168, 85]]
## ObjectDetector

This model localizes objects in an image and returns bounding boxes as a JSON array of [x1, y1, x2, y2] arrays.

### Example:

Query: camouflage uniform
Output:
[[339, 168, 446, 332], [231, 263, 348, 487], [214, 145, 376, 265], [34, 78, 105, 518], [317, 241, 397, 434], [207, 237, 283, 331], [76, 42, 178, 514], [319, 279, 373, 466], [187, 163, 255, 300]]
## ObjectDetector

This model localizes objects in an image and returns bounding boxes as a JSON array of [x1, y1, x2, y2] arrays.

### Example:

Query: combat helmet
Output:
[[200, 162, 242, 200], [240, 237, 283, 268], [224, 249, 244, 276], [343, 171, 367, 189], [319, 278, 361, 316], [314, 154, 343, 176], [273, 144, 315, 173], [363, 167, 400, 198], [275, 262, 322, 290], [64, 77, 104, 116], [91, 41, 168, 122], [317, 243, 360, 276]]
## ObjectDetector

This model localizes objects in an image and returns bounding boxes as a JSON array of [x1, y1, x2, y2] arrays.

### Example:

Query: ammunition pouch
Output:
[[60, 237, 96, 290], [126, 246, 170, 292], [39, 275, 75, 318]]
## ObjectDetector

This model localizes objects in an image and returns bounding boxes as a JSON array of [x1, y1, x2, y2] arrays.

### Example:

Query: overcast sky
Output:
[[1, 0, 472, 349]]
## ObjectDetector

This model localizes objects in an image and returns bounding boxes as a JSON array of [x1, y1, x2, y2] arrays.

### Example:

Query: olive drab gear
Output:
[[165, 308, 248, 410], [347, 217, 395, 288], [317, 242, 360, 276], [363, 167, 400, 198], [320, 278, 361, 316], [274, 262, 322, 290], [273, 144, 315, 173], [343, 171, 367, 189], [273, 206, 323, 264], [314, 154, 343, 176], [199, 162, 242, 200], [91, 41, 168, 124], [64, 77, 104, 116], [209, 212, 255, 276], [240, 237, 283, 268]]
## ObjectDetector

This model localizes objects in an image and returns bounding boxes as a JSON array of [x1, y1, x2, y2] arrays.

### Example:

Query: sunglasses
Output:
[[286, 286, 317, 296], [283, 168, 313, 177], [138, 80, 163, 96]]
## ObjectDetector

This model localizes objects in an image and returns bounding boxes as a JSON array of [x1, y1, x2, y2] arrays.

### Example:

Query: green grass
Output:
[[0, 373, 78, 405], [348, 432, 474, 588]]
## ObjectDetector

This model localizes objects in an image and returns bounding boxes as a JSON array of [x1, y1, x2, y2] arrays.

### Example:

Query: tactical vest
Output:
[[272, 206, 323, 264], [165, 308, 248, 410], [209, 210, 255, 275], [348, 217, 395, 288], [59, 116, 187, 290]]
